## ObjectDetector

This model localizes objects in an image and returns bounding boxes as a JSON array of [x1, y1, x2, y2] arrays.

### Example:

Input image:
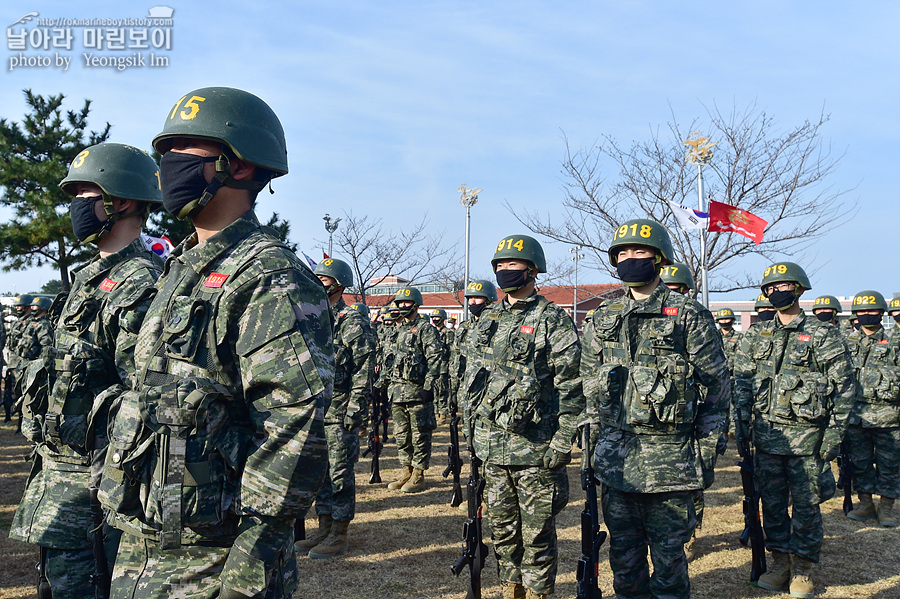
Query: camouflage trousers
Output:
[[45, 546, 95, 596], [756, 450, 824, 562], [847, 424, 900, 498], [693, 490, 704, 530], [313, 422, 360, 522], [601, 487, 696, 599], [435, 373, 451, 416], [112, 531, 298, 599], [391, 400, 436, 470], [483, 463, 569, 596]]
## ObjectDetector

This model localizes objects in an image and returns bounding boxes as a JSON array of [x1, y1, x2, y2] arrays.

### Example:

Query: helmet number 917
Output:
[[169, 95, 206, 121], [614, 223, 652, 240]]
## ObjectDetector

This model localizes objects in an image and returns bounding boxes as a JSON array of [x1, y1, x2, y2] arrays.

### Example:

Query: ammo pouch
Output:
[[769, 371, 831, 425], [395, 350, 426, 384], [44, 348, 112, 452], [333, 345, 352, 395], [596, 364, 624, 425], [101, 377, 250, 549], [19, 353, 53, 443], [859, 365, 900, 404], [480, 372, 543, 434]]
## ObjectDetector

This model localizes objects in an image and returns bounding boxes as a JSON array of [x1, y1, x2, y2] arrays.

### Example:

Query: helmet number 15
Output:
[[169, 95, 206, 121]]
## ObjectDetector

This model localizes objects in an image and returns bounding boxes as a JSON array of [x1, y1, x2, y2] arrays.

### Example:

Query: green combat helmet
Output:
[[430, 308, 448, 321], [152, 87, 288, 219], [349, 303, 370, 317], [14, 294, 34, 313], [889, 297, 900, 315], [754, 293, 773, 311], [394, 287, 422, 318], [491, 234, 547, 273], [60, 142, 163, 243], [760, 261, 812, 291], [464, 279, 498, 302], [813, 295, 842, 313], [850, 290, 888, 313], [583, 309, 595, 324], [608, 219, 674, 267], [30, 296, 52, 312], [716, 308, 736, 321], [314, 258, 354, 287], [660, 262, 695, 292]]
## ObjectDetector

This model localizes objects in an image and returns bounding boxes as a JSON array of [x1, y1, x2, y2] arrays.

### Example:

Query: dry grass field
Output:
[[2, 418, 900, 598]]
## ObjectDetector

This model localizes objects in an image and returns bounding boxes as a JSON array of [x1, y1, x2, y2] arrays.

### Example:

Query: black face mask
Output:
[[857, 313, 882, 328], [320, 279, 341, 297], [758, 311, 776, 322], [617, 257, 658, 287], [496, 269, 530, 293], [469, 302, 487, 318], [767, 289, 797, 311], [396, 304, 417, 318], [70, 196, 110, 243], [159, 152, 221, 220], [815, 311, 835, 323], [894, 315, 900, 324], [719, 320, 734, 329]]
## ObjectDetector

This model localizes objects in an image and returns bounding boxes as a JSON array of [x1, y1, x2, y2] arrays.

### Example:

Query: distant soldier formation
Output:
[[2, 85, 897, 599]]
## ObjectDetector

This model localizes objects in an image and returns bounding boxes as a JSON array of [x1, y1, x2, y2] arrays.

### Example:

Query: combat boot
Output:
[[501, 582, 526, 599], [387, 465, 413, 490], [525, 590, 549, 599], [294, 514, 333, 553], [436, 413, 447, 426], [757, 550, 791, 591], [684, 530, 697, 562], [877, 496, 899, 528], [789, 555, 815, 598], [401, 467, 425, 493], [308, 520, 350, 559], [847, 492, 877, 521]]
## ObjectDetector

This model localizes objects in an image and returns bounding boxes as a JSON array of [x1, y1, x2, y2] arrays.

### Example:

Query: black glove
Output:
[[419, 388, 434, 403], [542, 448, 572, 470]]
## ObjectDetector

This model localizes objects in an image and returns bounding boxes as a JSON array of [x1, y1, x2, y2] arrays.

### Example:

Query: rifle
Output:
[[361, 386, 385, 484], [836, 439, 854, 515], [451, 436, 488, 599], [37, 545, 52, 599], [735, 420, 766, 583], [442, 411, 464, 507], [576, 423, 606, 599], [89, 488, 110, 599]]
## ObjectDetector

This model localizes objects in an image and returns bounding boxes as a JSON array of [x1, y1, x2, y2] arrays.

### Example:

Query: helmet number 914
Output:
[[497, 237, 525, 252], [614, 223, 652, 241], [169, 95, 206, 121], [764, 264, 788, 278]]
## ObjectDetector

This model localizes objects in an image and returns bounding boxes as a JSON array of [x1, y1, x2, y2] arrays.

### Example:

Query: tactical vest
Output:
[[471, 298, 552, 434], [589, 294, 696, 435], [101, 234, 289, 549], [750, 325, 833, 426], [332, 307, 362, 397], [847, 330, 900, 405], [390, 318, 430, 386]]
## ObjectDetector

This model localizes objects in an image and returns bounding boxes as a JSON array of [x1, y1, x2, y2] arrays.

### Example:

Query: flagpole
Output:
[[698, 163, 709, 308]]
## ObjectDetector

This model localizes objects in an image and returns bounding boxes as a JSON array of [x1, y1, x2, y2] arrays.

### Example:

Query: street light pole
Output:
[[458, 183, 481, 321], [569, 245, 584, 324], [323, 213, 341, 257]]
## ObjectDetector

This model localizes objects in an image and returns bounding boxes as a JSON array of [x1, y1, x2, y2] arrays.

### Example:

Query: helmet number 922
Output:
[[169, 95, 206, 121], [497, 237, 525, 252], [614, 223, 652, 241], [854, 295, 877, 306]]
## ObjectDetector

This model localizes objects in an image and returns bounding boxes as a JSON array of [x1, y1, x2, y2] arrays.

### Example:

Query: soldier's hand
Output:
[[736, 419, 751, 443], [344, 411, 364, 431], [819, 428, 842, 462], [543, 448, 571, 470], [419, 388, 434, 403]]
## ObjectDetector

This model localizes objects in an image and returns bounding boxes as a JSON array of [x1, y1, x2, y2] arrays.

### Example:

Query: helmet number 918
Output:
[[614, 223, 652, 241]]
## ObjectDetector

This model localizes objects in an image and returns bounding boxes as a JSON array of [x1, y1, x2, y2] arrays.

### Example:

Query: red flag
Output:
[[707, 200, 768, 245], [323, 252, 330, 259]]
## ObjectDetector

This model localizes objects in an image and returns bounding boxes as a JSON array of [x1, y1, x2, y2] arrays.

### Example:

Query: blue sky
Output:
[[1, 1, 897, 301]]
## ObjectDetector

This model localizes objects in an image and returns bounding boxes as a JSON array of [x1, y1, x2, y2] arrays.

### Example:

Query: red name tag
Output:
[[663, 307, 679, 316], [99, 278, 117, 292], [798, 334, 811, 342], [204, 272, 228, 288], [730, 338, 738, 342], [412, 327, 418, 333], [879, 340, 889, 345], [520, 325, 534, 334]]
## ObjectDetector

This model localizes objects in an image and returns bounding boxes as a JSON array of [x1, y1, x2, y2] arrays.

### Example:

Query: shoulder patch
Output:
[[204, 272, 228, 288], [663, 307, 679, 316], [798, 334, 811, 342], [99, 277, 117, 292], [520, 325, 534, 335]]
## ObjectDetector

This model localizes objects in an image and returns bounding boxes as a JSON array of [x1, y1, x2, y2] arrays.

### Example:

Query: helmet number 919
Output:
[[497, 237, 525, 252], [764, 264, 788, 278], [614, 223, 653, 240], [169, 95, 206, 121]]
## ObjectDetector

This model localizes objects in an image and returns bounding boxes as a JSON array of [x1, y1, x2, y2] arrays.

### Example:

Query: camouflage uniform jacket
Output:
[[328, 298, 375, 425], [17, 313, 53, 362], [5, 314, 31, 372], [734, 311, 855, 456], [10, 240, 162, 547], [384, 313, 442, 403], [375, 322, 397, 389], [719, 328, 743, 373], [583, 282, 730, 493], [451, 318, 476, 415], [467, 292, 583, 467], [99, 211, 333, 555], [845, 326, 900, 429]]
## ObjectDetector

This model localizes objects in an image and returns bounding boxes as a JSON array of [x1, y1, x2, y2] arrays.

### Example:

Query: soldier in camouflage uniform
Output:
[[4, 294, 34, 426], [18, 296, 55, 366], [383, 286, 442, 493], [582, 219, 729, 599], [430, 308, 453, 425], [888, 297, 900, 338], [10, 142, 164, 596], [296, 258, 375, 558], [842, 290, 900, 528], [811, 295, 842, 327], [755, 293, 776, 324], [98, 87, 333, 599], [451, 279, 497, 427], [659, 261, 694, 296], [733, 262, 855, 598], [463, 234, 582, 599]]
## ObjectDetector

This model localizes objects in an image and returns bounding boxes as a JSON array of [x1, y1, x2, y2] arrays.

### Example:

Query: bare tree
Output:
[[507, 102, 856, 293], [322, 211, 460, 304]]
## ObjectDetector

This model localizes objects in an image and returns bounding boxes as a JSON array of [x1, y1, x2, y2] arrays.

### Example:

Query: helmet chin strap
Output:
[[177, 154, 268, 220]]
